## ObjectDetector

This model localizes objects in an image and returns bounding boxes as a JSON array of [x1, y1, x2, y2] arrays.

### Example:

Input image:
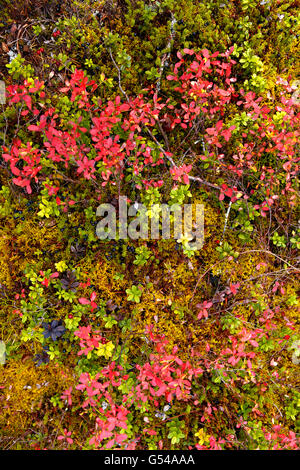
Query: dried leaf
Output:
[[2, 42, 9, 53]]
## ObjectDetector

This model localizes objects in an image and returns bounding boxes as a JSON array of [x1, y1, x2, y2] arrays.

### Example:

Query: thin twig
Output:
[[156, 13, 177, 93], [219, 200, 232, 245], [108, 48, 129, 103]]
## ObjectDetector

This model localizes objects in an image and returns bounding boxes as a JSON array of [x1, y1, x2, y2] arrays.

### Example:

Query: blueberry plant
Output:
[[0, 0, 299, 451]]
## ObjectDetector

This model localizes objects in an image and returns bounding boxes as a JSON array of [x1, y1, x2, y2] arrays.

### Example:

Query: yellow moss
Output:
[[79, 257, 126, 303], [211, 251, 263, 284], [0, 360, 75, 434], [17, 219, 61, 253], [0, 232, 13, 288], [272, 279, 300, 323]]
